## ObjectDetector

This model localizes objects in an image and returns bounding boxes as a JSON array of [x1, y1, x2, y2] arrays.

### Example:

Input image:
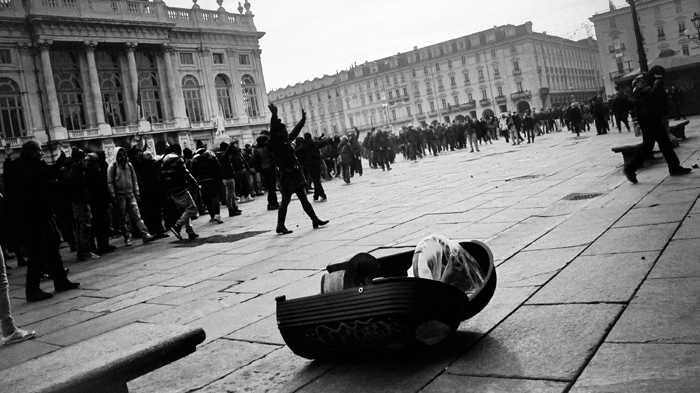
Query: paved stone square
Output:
[[2, 120, 700, 392]]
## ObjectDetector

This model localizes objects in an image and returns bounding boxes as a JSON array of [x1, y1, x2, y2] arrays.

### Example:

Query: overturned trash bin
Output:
[[275, 235, 497, 359]]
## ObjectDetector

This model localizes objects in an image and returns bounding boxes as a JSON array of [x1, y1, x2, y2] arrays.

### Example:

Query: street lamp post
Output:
[[684, 12, 700, 45], [626, 0, 649, 73]]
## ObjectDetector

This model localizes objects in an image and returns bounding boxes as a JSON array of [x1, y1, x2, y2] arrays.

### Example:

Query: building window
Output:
[[497, 86, 503, 96], [417, 104, 423, 114], [610, 18, 617, 30], [429, 101, 435, 111], [683, 44, 690, 55], [53, 50, 87, 131], [464, 73, 470, 85], [494, 67, 500, 78], [435, 62, 441, 71], [136, 52, 163, 123], [478, 69, 484, 79], [335, 88, 340, 97], [467, 93, 473, 101], [491, 49, 496, 58], [367, 80, 371, 89], [388, 91, 393, 100], [453, 96, 459, 106], [516, 82, 523, 92], [475, 53, 481, 62], [238, 54, 250, 65], [450, 76, 456, 86], [212, 53, 224, 64], [392, 74, 398, 83], [179, 52, 194, 65], [481, 90, 487, 100], [0, 49, 11, 65], [215, 75, 235, 119], [411, 69, 416, 77], [182, 75, 204, 122], [448, 59, 452, 69], [657, 26, 665, 39], [386, 76, 391, 84], [391, 109, 396, 120], [675, 0, 682, 12], [241, 74, 260, 118], [361, 95, 366, 105], [400, 72, 405, 82], [395, 89, 401, 98], [96, 52, 126, 127], [441, 98, 447, 108], [0, 78, 26, 138], [424, 65, 429, 75], [513, 61, 520, 71], [374, 78, 378, 87], [368, 93, 373, 103], [376, 92, 381, 101], [414, 85, 420, 94], [679, 21, 686, 34]]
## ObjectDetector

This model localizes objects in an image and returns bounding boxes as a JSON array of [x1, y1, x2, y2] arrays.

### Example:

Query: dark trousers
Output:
[[278, 186, 317, 227], [200, 179, 221, 217], [139, 184, 165, 236], [234, 170, 250, 198], [260, 168, 279, 207], [308, 166, 326, 199], [341, 162, 351, 183], [90, 201, 111, 250], [25, 218, 68, 293], [615, 115, 630, 131], [629, 116, 680, 172]]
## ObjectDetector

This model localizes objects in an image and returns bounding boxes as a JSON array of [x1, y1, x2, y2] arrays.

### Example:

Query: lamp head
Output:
[[692, 12, 700, 30]]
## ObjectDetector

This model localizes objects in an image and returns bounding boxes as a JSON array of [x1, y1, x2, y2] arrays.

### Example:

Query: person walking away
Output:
[[160, 144, 200, 239], [338, 135, 354, 183], [568, 103, 583, 137], [610, 93, 631, 132], [229, 140, 253, 202], [132, 150, 168, 238], [499, 114, 510, 143], [374, 130, 393, 170], [624, 66, 692, 183], [108, 147, 156, 246], [522, 110, 535, 143], [350, 128, 364, 176], [252, 132, 279, 210], [191, 146, 224, 223], [507, 114, 520, 145], [6, 141, 79, 302], [85, 153, 115, 253], [65, 148, 100, 261], [217, 142, 242, 217], [465, 117, 479, 152], [267, 103, 328, 234], [299, 132, 333, 202]]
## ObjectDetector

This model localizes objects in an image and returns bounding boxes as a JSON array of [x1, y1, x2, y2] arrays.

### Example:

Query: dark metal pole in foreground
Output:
[[627, 0, 649, 72]]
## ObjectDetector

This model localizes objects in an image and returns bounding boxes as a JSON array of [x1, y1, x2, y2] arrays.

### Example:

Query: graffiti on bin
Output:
[[314, 318, 409, 346]]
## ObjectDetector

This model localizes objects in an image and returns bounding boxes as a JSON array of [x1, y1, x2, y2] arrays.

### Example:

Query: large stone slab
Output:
[[222, 269, 318, 294], [612, 202, 691, 227], [648, 239, 700, 278], [24, 309, 105, 336], [142, 293, 255, 325], [145, 280, 240, 306], [185, 301, 273, 345], [460, 286, 539, 334], [570, 343, 700, 392], [496, 247, 585, 287], [423, 374, 568, 393], [636, 187, 700, 207], [0, 340, 60, 371], [197, 346, 338, 393], [225, 314, 284, 345], [13, 295, 104, 326], [527, 206, 628, 250], [448, 304, 623, 380], [80, 285, 180, 313], [129, 338, 279, 393], [528, 252, 658, 304], [606, 277, 700, 344], [673, 212, 700, 240], [582, 223, 677, 255]]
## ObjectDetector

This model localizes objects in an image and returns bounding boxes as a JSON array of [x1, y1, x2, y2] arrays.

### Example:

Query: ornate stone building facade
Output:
[[268, 22, 601, 136], [590, 0, 700, 95], [0, 0, 268, 164]]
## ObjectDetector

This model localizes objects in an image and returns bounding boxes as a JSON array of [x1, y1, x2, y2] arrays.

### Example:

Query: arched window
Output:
[[215, 75, 235, 119], [182, 75, 204, 122], [0, 78, 26, 138], [53, 50, 87, 131], [136, 52, 163, 123], [97, 52, 126, 127], [241, 74, 260, 118]]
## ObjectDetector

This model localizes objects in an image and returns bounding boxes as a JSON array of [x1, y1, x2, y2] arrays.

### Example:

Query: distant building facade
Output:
[[268, 22, 601, 136], [590, 0, 700, 95], [0, 0, 269, 165]]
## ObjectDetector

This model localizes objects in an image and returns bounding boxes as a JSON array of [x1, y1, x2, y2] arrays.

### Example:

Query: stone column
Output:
[[226, 48, 244, 119], [84, 41, 111, 135], [16, 43, 45, 143], [252, 49, 268, 119], [36, 39, 67, 141], [162, 44, 188, 128], [125, 42, 140, 124]]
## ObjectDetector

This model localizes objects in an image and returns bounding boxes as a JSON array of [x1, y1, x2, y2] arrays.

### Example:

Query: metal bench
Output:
[[0, 322, 206, 393]]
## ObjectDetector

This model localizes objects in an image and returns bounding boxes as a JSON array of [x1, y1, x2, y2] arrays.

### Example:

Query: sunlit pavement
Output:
[[3, 118, 700, 392]]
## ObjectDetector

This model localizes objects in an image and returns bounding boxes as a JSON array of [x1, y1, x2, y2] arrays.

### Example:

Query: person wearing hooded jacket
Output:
[[267, 103, 328, 234], [623, 65, 691, 183], [191, 147, 224, 223], [160, 143, 199, 239], [252, 132, 279, 210], [107, 147, 156, 246], [65, 147, 100, 261]]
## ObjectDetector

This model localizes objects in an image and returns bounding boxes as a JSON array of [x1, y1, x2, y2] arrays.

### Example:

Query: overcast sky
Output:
[[168, 0, 627, 92]]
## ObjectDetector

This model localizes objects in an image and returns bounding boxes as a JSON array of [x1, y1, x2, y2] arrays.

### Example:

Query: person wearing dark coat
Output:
[[85, 152, 115, 253], [267, 103, 328, 234], [252, 133, 279, 210], [624, 66, 692, 183], [6, 141, 79, 302], [191, 147, 223, 223], [228, 141, 252, 202], [132, 149, 168, 237], [160, 144, 199, 239], [337, 135, 354, 183], [298, 132, 333, 202], [217, 142, 242, 217], [610, 93, 631, 133], [65, 147, 100, 261]]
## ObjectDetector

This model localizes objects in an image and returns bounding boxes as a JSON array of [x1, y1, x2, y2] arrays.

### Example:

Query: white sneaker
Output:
[[2, 328, 36, 345]]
